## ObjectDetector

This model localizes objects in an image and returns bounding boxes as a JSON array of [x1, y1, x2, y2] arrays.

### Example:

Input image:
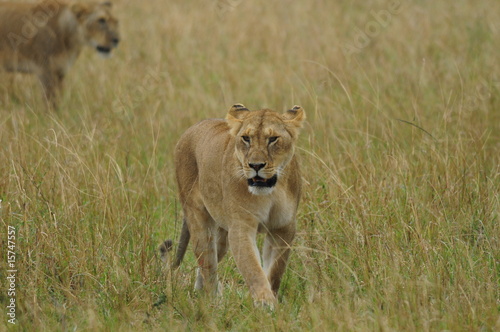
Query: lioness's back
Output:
[[174, 119, 232, 192], [175, 118, 230, 158]]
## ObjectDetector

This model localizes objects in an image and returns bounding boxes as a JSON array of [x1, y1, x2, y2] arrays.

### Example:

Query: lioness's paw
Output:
[[253, 299, 276, 311], [253, 289, 277, 310]]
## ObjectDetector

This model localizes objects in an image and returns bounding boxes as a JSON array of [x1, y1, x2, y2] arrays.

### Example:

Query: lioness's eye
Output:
[[241, 136, 250, 143], [98, 18, 107, 25], [268, 136, 279, 144]]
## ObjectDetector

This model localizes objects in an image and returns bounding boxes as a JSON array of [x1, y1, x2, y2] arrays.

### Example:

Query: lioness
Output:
[[162, 104, 305, 307], [0, 0, 119, 107]]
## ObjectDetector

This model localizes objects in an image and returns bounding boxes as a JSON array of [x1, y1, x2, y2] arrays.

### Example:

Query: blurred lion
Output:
[[0, 0, 119, 107]]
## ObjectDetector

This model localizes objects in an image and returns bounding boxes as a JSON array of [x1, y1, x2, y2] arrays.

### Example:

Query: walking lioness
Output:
[[162, 104, 305, 307], [0, 0, 119, 107]]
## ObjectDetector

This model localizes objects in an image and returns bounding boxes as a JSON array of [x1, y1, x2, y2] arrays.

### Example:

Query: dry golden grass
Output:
[[1, 0, 499, 330]]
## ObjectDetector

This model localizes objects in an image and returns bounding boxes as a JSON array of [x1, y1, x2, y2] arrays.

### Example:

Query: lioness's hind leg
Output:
[[263, 224, 296, 295], [185, 208, 218, 294], [217, 228, 228, 262]]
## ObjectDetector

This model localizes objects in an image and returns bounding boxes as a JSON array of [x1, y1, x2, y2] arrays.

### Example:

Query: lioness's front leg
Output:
[[263, 223, 296, 295], [39, 69, 64, 109], [228, 225, 275, 306]]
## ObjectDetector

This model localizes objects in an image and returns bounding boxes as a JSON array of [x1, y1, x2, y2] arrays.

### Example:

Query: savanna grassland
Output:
[[1, 0, 499, 330]]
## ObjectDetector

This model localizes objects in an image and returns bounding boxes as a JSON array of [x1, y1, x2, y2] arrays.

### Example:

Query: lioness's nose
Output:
[[249, 163, 266, 171], [112, 37, 120, 46]]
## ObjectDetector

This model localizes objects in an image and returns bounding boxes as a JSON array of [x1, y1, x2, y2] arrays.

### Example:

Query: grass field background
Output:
[[1, 0, 499, 330]]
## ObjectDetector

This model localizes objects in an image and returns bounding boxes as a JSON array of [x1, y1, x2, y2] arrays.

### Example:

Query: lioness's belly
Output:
[[1, 56, 37, 73]]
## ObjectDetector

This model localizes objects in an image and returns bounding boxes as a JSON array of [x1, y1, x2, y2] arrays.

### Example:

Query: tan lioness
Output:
[[161, 104, 305, 307], [0, 0, 119, 107]]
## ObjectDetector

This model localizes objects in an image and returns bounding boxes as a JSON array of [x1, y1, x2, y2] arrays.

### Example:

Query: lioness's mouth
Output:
[[247, 174, 278, 188], [96, 46, 112, 54]]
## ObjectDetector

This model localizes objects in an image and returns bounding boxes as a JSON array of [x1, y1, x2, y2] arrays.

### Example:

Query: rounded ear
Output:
[[71, 3, 90, 21], [282, 105, 306, 129], [227, 104, 249, 119], [226, 104, 250, 136]]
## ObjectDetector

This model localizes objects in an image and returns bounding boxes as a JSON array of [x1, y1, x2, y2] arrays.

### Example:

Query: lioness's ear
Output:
[[71, 3, 90, 21], [282, 105, 306, 130], [226, 104, 250, 136]]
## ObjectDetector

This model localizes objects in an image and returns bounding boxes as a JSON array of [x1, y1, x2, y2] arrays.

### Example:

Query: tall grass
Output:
[[1, 0, 499, 330]]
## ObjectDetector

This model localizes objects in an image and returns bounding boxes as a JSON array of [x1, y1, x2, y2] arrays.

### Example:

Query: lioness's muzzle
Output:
[[247, 174, 278, 188]]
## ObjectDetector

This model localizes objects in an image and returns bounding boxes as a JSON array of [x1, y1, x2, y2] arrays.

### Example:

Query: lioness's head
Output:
[[226, 104, 305, 195], [71, 1, 120, 56]]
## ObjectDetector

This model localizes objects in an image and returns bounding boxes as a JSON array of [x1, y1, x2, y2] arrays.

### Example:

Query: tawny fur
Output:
[[0, 0, 119, 107], [163, 104, 305, 307]]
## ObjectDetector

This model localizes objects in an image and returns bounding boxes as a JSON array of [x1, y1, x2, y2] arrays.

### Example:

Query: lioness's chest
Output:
[[208, 188, 296, 232]]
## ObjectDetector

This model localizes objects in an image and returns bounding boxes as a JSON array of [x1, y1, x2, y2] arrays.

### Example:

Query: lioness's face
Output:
[[72, 2, 120, 56], [226, 105, 305, 195]]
